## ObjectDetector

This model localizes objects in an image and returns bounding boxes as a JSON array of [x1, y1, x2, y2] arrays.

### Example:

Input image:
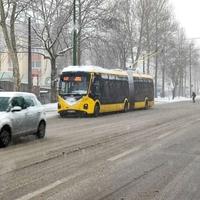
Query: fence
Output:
[[0, 81, 51, 104]]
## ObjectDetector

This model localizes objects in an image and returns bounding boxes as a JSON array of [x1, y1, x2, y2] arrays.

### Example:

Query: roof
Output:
[[0, 92, 36, 98], [62, 66, 153, 79], [62, 65, 115, 74]]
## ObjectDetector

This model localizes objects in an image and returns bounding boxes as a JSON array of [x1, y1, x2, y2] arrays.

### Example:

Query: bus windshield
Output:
[[59, 73, 90, 96]]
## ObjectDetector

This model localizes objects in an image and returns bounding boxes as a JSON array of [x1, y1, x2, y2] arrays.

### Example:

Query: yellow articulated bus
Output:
[[58, 66, 154, 117]]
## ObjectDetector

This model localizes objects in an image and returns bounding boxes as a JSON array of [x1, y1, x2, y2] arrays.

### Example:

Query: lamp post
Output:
[[189, 43, 192, 97], [28, 17, 32, 92]]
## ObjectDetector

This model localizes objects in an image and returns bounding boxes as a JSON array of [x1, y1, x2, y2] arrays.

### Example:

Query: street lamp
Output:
[[189, 43, 192, 97], [28, 17, 32, 92]]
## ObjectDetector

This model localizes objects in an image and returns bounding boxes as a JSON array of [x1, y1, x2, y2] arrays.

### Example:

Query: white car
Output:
[[0, 92, 46, 147]]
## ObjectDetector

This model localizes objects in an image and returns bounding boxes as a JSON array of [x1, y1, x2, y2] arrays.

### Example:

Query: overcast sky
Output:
[[170, 0, 200, 39]]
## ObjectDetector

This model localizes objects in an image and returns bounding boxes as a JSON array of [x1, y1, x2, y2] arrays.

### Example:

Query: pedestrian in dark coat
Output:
[[192, 92, 196, 103]]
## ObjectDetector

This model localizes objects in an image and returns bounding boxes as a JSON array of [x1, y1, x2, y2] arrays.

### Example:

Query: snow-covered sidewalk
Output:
[[155, 96, 192, 104], [43, 103, 58, 118]]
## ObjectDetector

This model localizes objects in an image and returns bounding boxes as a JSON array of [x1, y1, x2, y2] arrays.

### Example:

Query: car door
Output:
[[24, 96, 40, 133], [10, 96, 28, 135]]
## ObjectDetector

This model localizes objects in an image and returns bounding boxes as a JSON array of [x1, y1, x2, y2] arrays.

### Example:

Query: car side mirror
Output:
[[11, 106, 22, 112]]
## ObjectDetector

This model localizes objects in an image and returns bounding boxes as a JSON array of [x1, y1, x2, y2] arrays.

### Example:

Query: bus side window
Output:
[[91, 75, 101, 96]]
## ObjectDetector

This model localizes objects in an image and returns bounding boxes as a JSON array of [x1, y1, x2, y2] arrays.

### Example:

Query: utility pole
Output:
[[154, 14, 158, 98], [73, 0, 77, 66], [28, 17, 32, 92]]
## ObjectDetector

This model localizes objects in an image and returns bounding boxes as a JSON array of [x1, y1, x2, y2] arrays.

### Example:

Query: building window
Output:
[[32, 53, 41, 68], [32, 61, 41, 68]]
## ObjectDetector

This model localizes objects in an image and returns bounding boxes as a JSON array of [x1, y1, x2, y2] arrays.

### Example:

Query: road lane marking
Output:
[[15, 173, 78, 200], [107, 146, 141, 162], [157, 130, 174, 139]]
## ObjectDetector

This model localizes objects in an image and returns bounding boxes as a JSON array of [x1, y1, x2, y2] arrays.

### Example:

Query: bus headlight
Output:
[[83, 104, 88, 110]]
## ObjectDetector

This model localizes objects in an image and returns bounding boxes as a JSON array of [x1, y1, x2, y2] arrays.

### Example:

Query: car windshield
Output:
[[59, 73, 90, 96], [0, 97, 10, 112]]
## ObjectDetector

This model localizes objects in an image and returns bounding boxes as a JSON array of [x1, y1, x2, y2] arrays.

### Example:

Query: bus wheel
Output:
[[145, 100, 149, 110], [124, 101, 129, 113], [60, 112, 65, 118], [93, 104, 100, 117]]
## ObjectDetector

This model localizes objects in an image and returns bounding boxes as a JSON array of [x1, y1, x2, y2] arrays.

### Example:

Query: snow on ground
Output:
[[43, 103, 57, 111], [43, 96, 197, 118], [155, 96, 192, 104], [43, 103, 58, 118]]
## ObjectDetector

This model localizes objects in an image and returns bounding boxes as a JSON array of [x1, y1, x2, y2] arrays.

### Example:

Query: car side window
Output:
[[11, 97, 26, 109], [24, 96, 35, 108]]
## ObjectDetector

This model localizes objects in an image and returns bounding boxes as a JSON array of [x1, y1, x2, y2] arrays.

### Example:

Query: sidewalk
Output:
[[155, 96, 191, 104]]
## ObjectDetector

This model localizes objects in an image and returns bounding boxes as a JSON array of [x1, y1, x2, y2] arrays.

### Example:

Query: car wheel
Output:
[[0, 129, 11, 147], [93, 104, 100, 117], [36, 121, 46, 139]]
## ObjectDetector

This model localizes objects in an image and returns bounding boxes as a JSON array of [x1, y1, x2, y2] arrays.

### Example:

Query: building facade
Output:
[[0, 51, 51, 89]]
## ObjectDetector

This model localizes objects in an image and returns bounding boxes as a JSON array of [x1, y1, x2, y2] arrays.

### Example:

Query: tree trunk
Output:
[[0, 54, 1, 71], [179, 70, 183, 97], [143, 55, 145, 73], [50, 58, 57, 103], [136, 1, 145, 62], [161, 65, 165, 97], [0, 0, 20, 91], [131, 46, 134, 67], [146, 17, 150, 74], [172, 74, 179, 99], [172, 87, 176, 99], [1, 29, 21, 91], [123, 48, 126, 69], [77, 35, 81, 65], [11, 52, 20, 91], [184, 65, 187, 97], [161, 50, 166, 97], [147, 55, 150, 74], [172, 82, 178, 99]]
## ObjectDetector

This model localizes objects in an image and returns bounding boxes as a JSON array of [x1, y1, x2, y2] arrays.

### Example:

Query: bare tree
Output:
[[14, 0, 200, 100], [30, 0, 73, 102], [75, 0, 108, 65], [0, 0, 30, 91], [165, 28, 188, 99]]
